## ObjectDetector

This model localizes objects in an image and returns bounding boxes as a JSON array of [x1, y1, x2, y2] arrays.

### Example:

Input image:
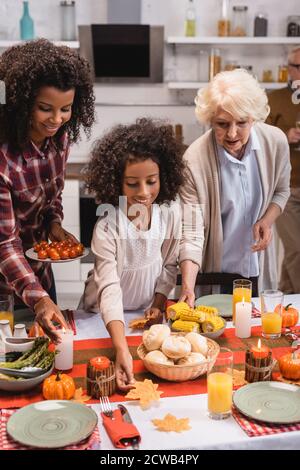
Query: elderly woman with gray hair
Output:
[[179, 68, 291, 307]]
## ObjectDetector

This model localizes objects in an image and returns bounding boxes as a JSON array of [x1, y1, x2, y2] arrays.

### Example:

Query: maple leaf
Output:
[[125, 379, 163, 408], [71, 387, 91, 404], [152, 413, 191, 433]]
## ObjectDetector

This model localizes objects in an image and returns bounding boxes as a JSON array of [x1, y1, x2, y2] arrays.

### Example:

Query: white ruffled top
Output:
[[119, 204, 166, 311]]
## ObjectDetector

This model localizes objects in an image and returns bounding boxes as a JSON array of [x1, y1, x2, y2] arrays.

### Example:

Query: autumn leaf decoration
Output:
[[71, 387, 91, 404], [152, 414, 191, 433], [125, 379, 163, 408]]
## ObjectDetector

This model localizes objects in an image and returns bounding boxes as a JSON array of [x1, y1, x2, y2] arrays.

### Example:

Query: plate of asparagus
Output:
[[0, 337, 55, 392]]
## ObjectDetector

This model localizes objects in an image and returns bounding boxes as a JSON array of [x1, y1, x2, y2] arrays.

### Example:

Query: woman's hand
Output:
[[34, 296, 68, 344], [179, 287, 195, 308], [144, 307, 163, 327], [252, 218, 272, 252], [115, 348, 135, 391], [49, 222, 79, 244]]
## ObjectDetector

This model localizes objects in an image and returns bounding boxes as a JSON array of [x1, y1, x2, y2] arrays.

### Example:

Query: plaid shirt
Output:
[[0, 134, 70, 310]]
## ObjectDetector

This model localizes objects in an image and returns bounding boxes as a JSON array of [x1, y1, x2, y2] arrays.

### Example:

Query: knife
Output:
[[118, 404, 140, 450]]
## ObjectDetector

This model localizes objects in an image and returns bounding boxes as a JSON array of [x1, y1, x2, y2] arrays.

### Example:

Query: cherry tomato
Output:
[[49, 249, 60, 260], [38, 249, 48, 260], [74, 244, 83, 256], [33, 243, 41, 253], [59, 249, 70, 260], [68, 248, 78, 258]]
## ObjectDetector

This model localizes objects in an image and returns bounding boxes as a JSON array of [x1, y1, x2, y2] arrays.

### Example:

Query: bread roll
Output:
[[145, 350, 174, 365], [161, 335, 191, 359], [143, 324, 171, 351], [177, 352, 206, 365], [185, 332, 208, 356]]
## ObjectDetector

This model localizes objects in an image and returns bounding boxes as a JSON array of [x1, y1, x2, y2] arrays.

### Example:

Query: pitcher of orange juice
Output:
[[0, 294, 14, 332]]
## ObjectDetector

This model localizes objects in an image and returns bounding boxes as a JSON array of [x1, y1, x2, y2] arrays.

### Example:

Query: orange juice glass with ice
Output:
[[0, 294, 14, 332]]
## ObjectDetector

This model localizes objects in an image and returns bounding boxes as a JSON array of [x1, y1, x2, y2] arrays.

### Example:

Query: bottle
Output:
[[218, 0, 231, 37], [254, 12, 268, 37], [20, 1, 34, 40], [209, 48, 221, 81], [60, 0, 77, 41], [184, 0, 196, 37]]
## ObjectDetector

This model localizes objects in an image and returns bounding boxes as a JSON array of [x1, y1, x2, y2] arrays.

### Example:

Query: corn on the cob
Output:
[[166, 302, 193, 321], [172, 320, 200, 333], [195, 305, 219, 315], [180, 310, 205, 323], [201, 316, 224, 333]]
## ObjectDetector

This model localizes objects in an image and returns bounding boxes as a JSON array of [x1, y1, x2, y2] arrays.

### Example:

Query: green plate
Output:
[[233, 381, 300, 424], [7, 400, 98, 448], [195, 294, 232, 318]]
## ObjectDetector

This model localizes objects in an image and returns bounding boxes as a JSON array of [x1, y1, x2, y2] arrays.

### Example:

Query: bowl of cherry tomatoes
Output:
[[25, 240, 88, 263]]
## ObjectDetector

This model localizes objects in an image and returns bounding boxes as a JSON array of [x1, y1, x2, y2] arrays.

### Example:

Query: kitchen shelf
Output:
[[167, 36, 300, 45], [168, 82, 287, 90], [0, 40, 79, 48]]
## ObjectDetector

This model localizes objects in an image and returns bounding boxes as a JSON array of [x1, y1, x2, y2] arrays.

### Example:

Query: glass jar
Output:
[[60, 0, 76, 41], [231, 5, 248, 36], [262, 69, 274, 83], [278, 65, 288, 83], [287, 16, 300, 37], [209, 48, 221, 81], [218, 0, 231, 37]]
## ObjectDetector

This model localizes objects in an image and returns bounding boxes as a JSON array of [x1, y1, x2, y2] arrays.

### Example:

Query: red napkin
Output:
[[232, 406, 300, 437], [102, 408, 141, 449], [0, 409, 100, 450]]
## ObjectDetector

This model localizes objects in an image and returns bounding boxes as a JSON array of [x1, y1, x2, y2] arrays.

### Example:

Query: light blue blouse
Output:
[[217, 128, 263, 277]]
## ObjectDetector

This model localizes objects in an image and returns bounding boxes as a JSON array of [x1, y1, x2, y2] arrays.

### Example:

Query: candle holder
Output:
[[245, 348, 274, 383], [86, 356, 116, 398]]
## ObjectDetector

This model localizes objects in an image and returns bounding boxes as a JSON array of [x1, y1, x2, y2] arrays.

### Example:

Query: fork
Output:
[[99, 396, 114, 420]]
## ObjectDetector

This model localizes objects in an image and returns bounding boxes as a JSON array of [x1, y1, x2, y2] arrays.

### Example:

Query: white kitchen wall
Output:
[[1, 0, 299, 160]]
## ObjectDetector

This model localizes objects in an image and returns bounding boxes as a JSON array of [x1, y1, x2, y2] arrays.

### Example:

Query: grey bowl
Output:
[[0, 364, 54, 392]]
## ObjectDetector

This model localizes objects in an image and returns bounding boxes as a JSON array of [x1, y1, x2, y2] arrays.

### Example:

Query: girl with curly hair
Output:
[[82, 118, 185, 390], [0, 39, 95, 343]]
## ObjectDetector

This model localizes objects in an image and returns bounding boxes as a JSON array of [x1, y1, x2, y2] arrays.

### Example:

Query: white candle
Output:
[[235, 301, 252, 338], [54, 329, 74, 370]]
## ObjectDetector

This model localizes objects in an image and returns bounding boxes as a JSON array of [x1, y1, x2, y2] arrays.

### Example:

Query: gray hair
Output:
[[195, 69, 270, 124]]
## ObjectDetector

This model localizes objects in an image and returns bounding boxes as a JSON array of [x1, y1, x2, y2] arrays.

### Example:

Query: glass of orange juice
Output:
[[232, 279, 252, 324], [207, 348, 233, 420], [0, 294, 14, 332], [261, 290, 283, 339]]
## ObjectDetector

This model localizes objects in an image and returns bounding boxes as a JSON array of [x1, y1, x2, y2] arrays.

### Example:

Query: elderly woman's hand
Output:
[[252, 218, 273, 252], [179, 287, 195, 308]]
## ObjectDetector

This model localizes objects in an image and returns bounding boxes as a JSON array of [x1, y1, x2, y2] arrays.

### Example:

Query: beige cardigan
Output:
[[82, 202, 182, 325], [179, 122, 291, 291]]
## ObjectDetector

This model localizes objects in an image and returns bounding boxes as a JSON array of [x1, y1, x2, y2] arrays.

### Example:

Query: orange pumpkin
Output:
[[278, 352, 300, 380], [43, 372, 76, 400], [28, 323, 45, 337], [275, 303, 299, 328]]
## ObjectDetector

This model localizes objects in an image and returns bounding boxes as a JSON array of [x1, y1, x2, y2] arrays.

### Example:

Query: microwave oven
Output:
[[78, 24, 164, 83]]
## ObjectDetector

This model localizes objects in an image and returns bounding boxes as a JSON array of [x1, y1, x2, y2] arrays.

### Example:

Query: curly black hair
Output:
[[85, 118, 185, 205], [0, 38, 95, 150]]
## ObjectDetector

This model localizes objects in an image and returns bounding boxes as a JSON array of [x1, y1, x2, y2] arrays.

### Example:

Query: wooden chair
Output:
[[176, 272, 258, 297]]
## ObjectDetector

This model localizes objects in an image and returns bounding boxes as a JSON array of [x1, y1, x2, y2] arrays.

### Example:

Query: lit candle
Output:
[[89, 356, 110, 370], [54, 329, 74, 370], [250, 339, 269, 359], [235, 300, 252, 338]]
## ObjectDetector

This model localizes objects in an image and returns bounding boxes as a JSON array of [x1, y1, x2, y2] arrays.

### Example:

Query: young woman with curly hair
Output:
[[0, 39, 95, 343], [82, 118, 185, 390]]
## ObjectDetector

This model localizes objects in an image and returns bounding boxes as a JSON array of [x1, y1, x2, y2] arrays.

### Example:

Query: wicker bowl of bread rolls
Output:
[[137, 324, 220, 382]]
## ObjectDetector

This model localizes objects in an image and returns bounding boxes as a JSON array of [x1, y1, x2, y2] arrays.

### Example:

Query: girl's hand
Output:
[[34, 296, 68, 344], [144, 307, 163, 327], [179, 287, 195, 308], [49, 222, 79, 244], [115, 349, 135, 391]]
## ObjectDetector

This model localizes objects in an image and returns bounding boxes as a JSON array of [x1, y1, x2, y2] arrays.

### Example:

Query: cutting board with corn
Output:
[[166, 302, 226, 338]]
